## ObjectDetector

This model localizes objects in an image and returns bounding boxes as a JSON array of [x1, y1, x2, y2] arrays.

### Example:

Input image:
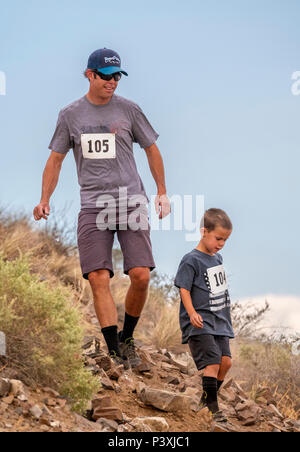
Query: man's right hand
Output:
[[33, 202, 50, 221]]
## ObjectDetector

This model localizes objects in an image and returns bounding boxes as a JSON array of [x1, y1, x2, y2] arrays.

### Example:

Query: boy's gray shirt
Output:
[[174, 249, 234, 344], [48, 94, 159, 209]]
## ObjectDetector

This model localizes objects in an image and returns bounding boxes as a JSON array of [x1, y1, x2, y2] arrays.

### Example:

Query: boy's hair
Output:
[[201, 208, 232, 232]]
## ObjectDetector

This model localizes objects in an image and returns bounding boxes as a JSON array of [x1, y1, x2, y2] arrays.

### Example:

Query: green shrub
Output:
[[0, 251, 100, 412]]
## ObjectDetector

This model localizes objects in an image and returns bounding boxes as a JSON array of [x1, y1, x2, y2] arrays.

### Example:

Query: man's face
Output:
[[201, 226, 232, 254], [88, 70, 119, 98]]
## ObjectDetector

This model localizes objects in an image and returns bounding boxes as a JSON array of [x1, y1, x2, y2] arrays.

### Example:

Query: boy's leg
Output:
[[188, 336, 225, 417], [217, 356, 232, 390], [216, 337, 232, 390]]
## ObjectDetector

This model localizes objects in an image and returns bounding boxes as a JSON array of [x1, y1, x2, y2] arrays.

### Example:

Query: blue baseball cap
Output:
[[87, 48, 128, 76]]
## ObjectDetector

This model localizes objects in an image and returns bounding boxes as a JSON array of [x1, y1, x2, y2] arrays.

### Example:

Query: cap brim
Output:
[[97, 66, 128, 76]]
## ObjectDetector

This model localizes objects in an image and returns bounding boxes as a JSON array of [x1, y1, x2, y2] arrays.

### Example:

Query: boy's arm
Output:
[[180, 288, 203, 329]]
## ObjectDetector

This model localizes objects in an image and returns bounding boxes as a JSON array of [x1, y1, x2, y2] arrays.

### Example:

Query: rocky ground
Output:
[[0, 335, 299, 433]]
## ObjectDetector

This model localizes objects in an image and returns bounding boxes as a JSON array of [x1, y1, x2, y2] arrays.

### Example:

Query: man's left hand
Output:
[[155, 194, 171, 219]]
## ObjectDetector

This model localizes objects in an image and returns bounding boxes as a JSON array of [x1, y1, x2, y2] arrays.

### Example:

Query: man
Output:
[[33, 48, 170, 368]]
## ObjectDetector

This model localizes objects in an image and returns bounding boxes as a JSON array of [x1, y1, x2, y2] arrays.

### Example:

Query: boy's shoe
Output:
[[118, 332, 142, 368], [212, 410, 228, 423], [109, 351, 129, 370], [199, 391, 208, 410]]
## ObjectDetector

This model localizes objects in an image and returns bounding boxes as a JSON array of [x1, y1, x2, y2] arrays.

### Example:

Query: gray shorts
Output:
[[188, 335, 232, 371], [77, 208, 156, 279]]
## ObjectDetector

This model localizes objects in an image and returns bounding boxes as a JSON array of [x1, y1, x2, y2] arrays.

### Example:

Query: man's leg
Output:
[[88, 269, 121, 358], [119, 267, 150, 342]]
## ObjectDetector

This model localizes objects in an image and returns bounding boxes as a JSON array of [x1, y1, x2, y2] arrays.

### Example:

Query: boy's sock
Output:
[[101, 325, 121, 357], [217, 380, 224, 392], [202, 376, 219, 414], [119, 312, 140, 342]]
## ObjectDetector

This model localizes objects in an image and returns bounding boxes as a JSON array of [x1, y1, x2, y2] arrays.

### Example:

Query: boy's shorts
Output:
[[188, 334, 232, 371], [77, 208, 156, 280]]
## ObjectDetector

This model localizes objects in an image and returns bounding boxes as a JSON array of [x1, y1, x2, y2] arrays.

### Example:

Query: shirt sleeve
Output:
[[48, 110, 72, 154], [131, 104, 159, 149], [174, 258, 196, 291]]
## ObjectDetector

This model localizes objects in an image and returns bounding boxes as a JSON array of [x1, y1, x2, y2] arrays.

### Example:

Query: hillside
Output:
[[0, 207, 299, 432]]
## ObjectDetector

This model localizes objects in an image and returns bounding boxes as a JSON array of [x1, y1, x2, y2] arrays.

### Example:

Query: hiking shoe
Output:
[[109, 351, 129, 370], [199, 392, 208, 410], [212, 410, 228, 423], [118, 332, 142, 368]]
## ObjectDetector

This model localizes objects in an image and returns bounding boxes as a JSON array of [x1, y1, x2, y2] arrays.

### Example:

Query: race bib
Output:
[[207, 264, 228, 295], [81, 133, 116, 159]]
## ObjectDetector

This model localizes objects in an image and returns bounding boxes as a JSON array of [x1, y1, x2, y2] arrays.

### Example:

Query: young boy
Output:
[[174, 208, 234, 423]]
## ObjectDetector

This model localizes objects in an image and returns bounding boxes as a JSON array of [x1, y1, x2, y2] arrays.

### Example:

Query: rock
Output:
[[163, 376, 180, 385], [138, 349, 155, 366], [131, 416, 169, 432], [268, 421, 289, 432], [222, 377, 234, 390], [133, 362, 152, 373], [92, 395, 112, 410], [0, 331, 6, 356], [0, 378, 11, 397], [2, 394, 14, 405], [92, 407, 123, 422], [107, 364, 123, 381], [211, 423, 231, 432], [168, 357, 188, 374], [30, 405, 43, 419], [139, 387, 194, 412], [118, 374, 135, 392], [118, 424, 134, 432], [160, 362, 174, 371], [74, 414, 106, 432], [43, 387, 60, 398], [43, 398, 57, 407], [101, 377, 114, 390], [96, 418, 119, 432], [92, 395, 123, 422], [0, 401, 8, 414], [267, 404, 284, 420], [255, 386, 277, 405], [219, 388, 237, 404], [231, 381, 249, 400], [95, 354, 112, 372], [235, 400, 261, 426], [135, 381, 147, 395], [184, 387, 201, 398], [178, 382, 187, 392], [114, 384, 121, 393]]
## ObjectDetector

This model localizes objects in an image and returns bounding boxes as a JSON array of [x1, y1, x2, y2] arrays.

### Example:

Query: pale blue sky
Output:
[[1, 0, 300, 300]]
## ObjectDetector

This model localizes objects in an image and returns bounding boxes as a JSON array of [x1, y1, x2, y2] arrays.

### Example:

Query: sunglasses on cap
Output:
[[93, 70, 122, 82]]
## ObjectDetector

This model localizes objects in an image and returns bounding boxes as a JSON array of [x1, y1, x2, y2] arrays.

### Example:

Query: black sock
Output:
[[202, 376, 219, 413], [217, 380, 224, 392], [101, 325, 120, 357], [119, 312, 140, 342]]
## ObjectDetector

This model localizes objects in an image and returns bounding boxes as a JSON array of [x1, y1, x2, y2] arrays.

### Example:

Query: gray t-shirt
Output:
[[48, 94, 159, 209], [174, 249, 234, 344]]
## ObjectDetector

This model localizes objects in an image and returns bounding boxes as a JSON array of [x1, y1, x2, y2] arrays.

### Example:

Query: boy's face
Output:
[[201, 226, 232, 254]]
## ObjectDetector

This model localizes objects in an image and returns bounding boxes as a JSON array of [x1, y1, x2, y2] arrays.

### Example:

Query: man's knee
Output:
[[88, 269, 111, 289], [129, 267, 150, 290]]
